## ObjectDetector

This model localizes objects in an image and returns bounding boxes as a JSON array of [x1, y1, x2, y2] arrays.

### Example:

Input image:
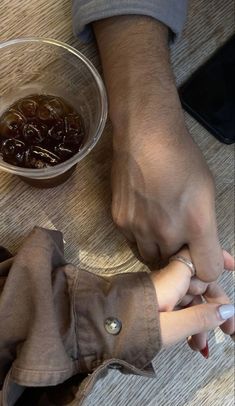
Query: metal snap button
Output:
[[104, 317, 122, 335]]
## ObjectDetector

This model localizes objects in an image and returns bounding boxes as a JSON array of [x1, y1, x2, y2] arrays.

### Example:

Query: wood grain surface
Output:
[[0, 1, 234, 405]]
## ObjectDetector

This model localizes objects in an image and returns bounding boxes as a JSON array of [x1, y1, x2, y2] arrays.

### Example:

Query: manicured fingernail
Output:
[[200, 341, 209, 359], [218, 304, 235, 320]]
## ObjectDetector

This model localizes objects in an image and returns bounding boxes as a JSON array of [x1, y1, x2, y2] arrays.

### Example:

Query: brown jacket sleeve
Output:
[[75, 269, 161, 373], [0, 227, 161, 405]]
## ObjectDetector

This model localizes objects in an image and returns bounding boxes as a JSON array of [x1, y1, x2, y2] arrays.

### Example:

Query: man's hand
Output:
[[93, 16, 223, 282], [111, 123, 223, 281]]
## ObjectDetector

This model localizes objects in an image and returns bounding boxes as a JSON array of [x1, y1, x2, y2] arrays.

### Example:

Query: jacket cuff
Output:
[[72, 0, 188, 41], [75, 269, 161, 374]]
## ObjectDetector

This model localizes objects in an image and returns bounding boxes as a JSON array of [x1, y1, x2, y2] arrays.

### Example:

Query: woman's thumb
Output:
[[160, 303, 235, 347]]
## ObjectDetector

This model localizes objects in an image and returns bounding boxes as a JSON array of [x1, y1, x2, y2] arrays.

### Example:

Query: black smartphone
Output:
[[179, 34, 235, 144]]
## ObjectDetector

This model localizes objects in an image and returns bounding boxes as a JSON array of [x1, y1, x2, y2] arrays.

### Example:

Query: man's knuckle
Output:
[[112, 210, 128, 230], [158, 227, 175, 247]]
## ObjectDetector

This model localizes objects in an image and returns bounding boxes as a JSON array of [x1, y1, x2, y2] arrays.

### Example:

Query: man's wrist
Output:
[[110, 88, 184, 140], [93, 15, 185, 140]]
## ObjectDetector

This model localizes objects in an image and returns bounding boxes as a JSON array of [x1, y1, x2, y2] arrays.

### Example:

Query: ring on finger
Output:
[[169, 255, 196, 277]]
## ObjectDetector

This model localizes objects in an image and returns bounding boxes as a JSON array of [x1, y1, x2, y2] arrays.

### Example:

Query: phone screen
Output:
[[179, 34, 235, 144]]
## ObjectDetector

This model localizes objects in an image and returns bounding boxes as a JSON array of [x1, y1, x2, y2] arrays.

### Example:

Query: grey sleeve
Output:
[[72, 0, 188, 42]]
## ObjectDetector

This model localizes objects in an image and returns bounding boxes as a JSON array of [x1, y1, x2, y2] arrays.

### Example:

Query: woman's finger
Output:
[[187, 334, 208, 356], [150, 246, 195, 311], [150, 261, 191, 312], [151, 248, 234, 313], [160, 303, 235, 347], [177, 294, 194, 308], [204, 282, 235, 336], [186, 296, 208, 354], [187, 281, 234, 353]]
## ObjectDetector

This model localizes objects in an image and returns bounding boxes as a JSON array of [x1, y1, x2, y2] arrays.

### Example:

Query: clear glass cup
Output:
[[0, 37, 107, 187]]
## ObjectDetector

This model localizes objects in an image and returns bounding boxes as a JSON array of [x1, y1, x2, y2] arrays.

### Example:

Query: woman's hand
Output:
[[150, 249, 234, 353]]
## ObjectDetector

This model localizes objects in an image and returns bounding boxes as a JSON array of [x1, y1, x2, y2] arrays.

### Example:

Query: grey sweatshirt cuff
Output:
[[72, 0, 188, 42]]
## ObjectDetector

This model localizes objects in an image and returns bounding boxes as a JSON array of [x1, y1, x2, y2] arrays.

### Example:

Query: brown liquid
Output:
[[0, 95, 85, 168]]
